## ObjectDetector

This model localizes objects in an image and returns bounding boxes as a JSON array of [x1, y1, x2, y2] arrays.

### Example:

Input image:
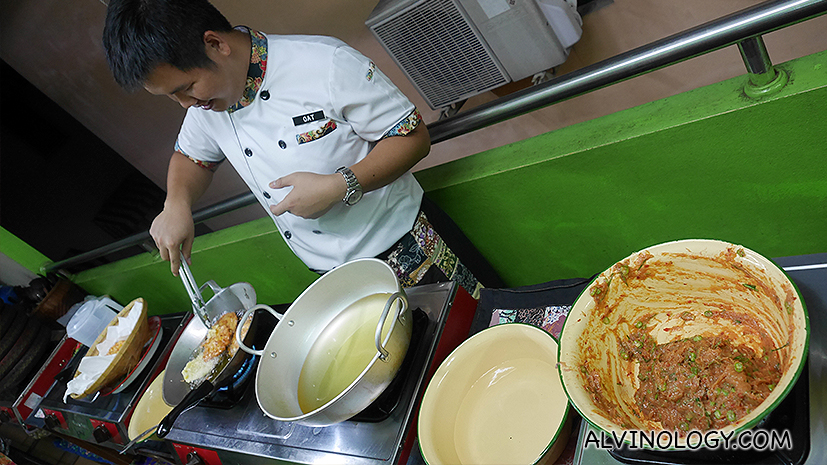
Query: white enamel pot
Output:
[[236, 258, 411, 427]]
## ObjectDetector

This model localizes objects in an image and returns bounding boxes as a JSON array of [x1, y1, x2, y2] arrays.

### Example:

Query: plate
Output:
[[104, 316, 163, 395]]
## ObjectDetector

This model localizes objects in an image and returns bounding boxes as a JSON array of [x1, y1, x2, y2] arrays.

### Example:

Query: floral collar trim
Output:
[[227, 27, 268, 114]]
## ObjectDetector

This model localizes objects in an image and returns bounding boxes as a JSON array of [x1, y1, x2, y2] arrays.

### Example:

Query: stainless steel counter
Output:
[[574, 252, 827, 465]]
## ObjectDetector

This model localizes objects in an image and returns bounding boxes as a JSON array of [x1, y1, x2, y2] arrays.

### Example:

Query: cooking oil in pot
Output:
[[297, 292, 399, 414]]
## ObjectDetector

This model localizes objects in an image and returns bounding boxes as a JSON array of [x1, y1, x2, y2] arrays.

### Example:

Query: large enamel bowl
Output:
[[558, 239, 809, 446], [418, 323, 572, 465]]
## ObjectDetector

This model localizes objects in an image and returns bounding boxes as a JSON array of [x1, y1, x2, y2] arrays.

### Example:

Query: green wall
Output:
[[5, 50, 826, 316], [418, 50, 827, 286], [69, 219, 319, 316]]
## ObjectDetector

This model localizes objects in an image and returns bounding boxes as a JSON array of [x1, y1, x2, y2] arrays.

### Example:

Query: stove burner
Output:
[[201, 353, 257, 408], [350, 307, 429, 423], [608, 361, 810, 465]]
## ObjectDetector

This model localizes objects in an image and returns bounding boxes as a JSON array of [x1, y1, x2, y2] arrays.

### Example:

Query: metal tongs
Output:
[[179, 260, 212, 328], [178, 261, 251, 329]]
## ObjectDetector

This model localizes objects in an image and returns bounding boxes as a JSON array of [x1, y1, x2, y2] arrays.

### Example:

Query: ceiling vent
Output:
[[367, 0, 583, 110]]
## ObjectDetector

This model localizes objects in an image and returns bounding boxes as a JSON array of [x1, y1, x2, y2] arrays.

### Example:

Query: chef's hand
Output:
[[269, 172, 346, 219], [149, 201, 195, 276]]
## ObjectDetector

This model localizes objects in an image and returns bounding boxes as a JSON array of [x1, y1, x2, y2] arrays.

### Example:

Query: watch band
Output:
[[336, 166, 363, 206]]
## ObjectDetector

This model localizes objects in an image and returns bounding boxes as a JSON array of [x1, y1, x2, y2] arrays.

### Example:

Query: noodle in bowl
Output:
[[558, 239, 809, 446]]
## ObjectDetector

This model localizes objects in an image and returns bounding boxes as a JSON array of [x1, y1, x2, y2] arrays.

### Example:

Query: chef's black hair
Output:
[[102, 0, 233, 91]]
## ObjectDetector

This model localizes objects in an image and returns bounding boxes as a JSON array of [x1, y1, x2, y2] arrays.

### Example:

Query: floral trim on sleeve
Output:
[[381, 109, 422, 139], [174, 141, 223, 172], [186, 157, 222, 172]]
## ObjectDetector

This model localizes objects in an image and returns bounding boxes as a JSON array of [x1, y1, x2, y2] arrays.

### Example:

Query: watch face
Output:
[[345, 189, 363, 206]]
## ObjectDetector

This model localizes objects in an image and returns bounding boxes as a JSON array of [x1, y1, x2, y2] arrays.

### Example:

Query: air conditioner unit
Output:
[[366, 0, 583, 110]]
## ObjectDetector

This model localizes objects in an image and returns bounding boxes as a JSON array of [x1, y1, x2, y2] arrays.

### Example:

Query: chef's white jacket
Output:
[[176, 34, 423, 271]]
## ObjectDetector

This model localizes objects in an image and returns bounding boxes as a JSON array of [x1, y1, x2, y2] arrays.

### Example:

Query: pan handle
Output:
[[375, 292, 408, 362], [236, 304, 283, 356], [156, 379, 214, 438]]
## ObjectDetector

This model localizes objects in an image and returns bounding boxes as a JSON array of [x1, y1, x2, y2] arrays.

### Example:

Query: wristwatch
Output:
[[336, 166, 363, 206]]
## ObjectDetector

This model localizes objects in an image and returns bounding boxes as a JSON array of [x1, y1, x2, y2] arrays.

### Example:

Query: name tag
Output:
[[292, 110, 325, 126]]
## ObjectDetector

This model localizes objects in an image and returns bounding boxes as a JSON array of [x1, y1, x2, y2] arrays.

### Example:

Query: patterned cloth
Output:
[[489, 305, 571, 339], [297, 120, 337, 144], [383, 109, 422, 138], [383, 211, 483, 299]]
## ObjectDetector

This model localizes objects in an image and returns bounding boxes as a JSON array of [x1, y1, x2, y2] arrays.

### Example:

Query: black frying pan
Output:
[[156, 263, 260, 438]]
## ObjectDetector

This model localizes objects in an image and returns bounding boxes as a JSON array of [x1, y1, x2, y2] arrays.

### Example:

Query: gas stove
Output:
[[161, 281, 477, 465], [574, 252, 827, 465], [29, 312, 187, 451]]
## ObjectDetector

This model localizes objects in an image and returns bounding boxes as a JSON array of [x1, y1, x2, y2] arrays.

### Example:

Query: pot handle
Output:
[[375, 292, 408, 361], [236, 304, 283, 356]]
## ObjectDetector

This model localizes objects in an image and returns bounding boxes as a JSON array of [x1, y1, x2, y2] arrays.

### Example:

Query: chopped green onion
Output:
[[727, 410, 736, 422], [602, 317, 610, 325], [692, 335, 703, 342], [734, 361, 744, 372], [742, 283, 757, 290], [704, 310, 713, 317]]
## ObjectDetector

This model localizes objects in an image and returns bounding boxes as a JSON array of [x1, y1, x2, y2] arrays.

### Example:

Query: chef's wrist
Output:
[[336, 166, 364, 206], [334, 171, 349, 195]]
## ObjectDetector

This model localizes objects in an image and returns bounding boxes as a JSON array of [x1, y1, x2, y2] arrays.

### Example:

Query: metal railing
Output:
[[45, 0, 827, 273]]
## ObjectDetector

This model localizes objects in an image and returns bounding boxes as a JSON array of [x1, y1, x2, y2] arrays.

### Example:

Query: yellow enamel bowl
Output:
[[558, 239, 809, 446], [418, 323, 572, 465], [127, 369, 173, 443]]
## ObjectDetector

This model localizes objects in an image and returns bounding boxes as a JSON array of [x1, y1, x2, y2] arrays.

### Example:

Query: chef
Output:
[[102, 0, 503, 298]]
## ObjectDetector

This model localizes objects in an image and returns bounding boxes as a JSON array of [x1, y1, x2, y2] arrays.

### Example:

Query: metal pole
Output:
[[45, 192, 257, 273], [44, 0, 827, 273], [737, 35, 790, 95], [739, 36, 775, 78]]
